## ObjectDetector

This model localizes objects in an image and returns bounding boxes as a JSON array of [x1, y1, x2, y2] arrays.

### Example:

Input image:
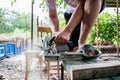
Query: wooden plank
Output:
[[44, 52, 83, 61], [62, 59, 120, 80], [37, 26, 63, 32], [37, 27, 52, 33]]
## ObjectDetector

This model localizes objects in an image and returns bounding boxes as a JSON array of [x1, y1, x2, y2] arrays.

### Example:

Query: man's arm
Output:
[[55, 0, 85, 44], [45, 0, 59, 33], [49, 9, 59, 33], [63, 0, 85, 33]]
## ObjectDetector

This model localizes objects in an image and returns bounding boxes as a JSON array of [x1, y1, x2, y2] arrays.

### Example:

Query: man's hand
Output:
[[55, 29, 71, 44]]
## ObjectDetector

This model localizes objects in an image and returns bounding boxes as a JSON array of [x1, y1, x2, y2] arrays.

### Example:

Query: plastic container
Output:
[[5, 43, 15, 56], [0, 44, 5, 59]]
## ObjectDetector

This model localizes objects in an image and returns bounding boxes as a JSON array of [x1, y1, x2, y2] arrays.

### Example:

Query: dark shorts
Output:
[[100, 0, 106, 13], [64, 0, 106, 47]]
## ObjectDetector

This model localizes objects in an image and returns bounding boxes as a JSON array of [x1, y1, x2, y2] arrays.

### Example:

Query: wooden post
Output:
[[116, 0, 119, 57], [57, 58, 60, 80], [31, 0, 34, 46], [47, 61, 50, 80], [96, 19, 99, 49], [25, 55, 29, 80]]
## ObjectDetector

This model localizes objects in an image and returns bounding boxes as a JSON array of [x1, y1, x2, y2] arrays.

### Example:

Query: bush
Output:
[[88, 12, 119, 45], [0, 8, 31, 34]]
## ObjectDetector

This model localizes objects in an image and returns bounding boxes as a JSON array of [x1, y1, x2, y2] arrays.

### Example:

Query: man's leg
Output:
[[78, 0, 102, 48]]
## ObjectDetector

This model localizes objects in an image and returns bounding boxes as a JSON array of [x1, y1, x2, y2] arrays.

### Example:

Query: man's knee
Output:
[[86, 0, 102, 6], [85, 0, 102, 14]]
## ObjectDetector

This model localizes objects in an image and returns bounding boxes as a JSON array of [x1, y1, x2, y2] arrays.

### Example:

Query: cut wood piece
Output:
[[44, 54, 60, 61], [100, 54, 120, 57], [101, 57, 120, 61], [62, 60, 120, 80], [44, 52, 83, 61]]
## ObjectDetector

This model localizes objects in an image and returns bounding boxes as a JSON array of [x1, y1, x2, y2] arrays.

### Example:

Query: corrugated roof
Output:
[[106, 0, 120, 7]]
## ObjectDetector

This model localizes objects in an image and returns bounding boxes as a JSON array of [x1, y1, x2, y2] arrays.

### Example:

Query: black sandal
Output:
[[79, 44, 101, 59]]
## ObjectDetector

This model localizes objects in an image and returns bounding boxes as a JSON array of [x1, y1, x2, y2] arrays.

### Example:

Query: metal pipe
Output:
[[31, 0, 34, 46], [37, 16, 39, 41]]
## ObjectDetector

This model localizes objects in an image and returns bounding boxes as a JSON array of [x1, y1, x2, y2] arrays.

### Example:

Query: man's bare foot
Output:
[[88, 50, 96, 56], [71, 47, 78, 52]]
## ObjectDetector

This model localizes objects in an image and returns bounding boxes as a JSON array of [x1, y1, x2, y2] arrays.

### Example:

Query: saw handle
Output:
[[49, 36, 56, 44]]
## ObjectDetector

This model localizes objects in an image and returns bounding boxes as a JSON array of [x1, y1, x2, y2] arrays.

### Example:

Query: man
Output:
[[45, 0, 106, 51]]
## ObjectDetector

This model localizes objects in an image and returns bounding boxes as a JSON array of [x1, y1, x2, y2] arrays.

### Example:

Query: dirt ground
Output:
[[0, 54, 59, 80], [1, 53, 120, 80]]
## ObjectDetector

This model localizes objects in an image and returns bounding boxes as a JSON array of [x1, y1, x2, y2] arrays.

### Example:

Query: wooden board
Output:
[[44, 52, 83, 61], [43, 52, 120, 79], [62, 58, 120, 80]]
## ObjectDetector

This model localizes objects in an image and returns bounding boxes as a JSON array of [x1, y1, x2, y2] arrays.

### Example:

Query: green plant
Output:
[[88, 12, 118, 45], [0, 8, 31, 34], [98, 13, 116, 43], [10, 0, 16, 6]]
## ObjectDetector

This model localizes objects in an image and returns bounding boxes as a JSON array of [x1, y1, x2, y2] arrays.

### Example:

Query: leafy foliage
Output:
[[0, 8, 30, 34], [10, 0, 16, 6], [0, 8, 15, 33], [12, 13, 31, 31], [88, 12, 120, 45], [98, 13, 116, 42], [0, 9, 7, 33]]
